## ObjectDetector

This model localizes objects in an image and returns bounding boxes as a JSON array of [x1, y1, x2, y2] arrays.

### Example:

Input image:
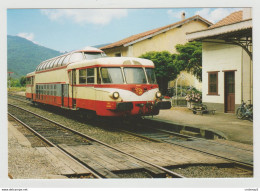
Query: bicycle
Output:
[[236, 100, 253, 122]]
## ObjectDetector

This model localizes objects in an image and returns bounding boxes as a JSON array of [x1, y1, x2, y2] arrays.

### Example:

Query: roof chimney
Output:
[[181, 12, 186, 20], [243, 8, 252, 20]]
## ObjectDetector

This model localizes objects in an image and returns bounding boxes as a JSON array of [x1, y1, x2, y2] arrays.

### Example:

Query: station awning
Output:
[[186, 19, 252, 60]]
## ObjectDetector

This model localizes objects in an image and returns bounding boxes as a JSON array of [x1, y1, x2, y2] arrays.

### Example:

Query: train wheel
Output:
[[86, 110, 96, 121], [79, 110, 96, 121]]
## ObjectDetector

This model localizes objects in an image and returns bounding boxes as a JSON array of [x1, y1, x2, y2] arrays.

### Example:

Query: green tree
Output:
[[173, 41, 202, 81], [20, 76, 26, 87], [140, 51, 179, 94], [10, 78, 21, 87]]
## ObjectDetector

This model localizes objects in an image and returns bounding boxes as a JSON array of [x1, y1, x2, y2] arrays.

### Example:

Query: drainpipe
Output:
[[241, 47, 243, 103], [250, 52, 252, 104]]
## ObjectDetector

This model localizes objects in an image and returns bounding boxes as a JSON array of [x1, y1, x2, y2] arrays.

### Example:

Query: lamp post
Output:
[[8, 72, 14, 90], [175, 74, 185, 99]]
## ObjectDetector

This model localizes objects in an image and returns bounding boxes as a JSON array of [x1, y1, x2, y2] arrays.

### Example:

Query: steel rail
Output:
[[8, 103, 185, 178], [116, 125, 253, 171], [8, 112, 102, 179], [150, 126, 253, 152], [8, 95, 253, 172]]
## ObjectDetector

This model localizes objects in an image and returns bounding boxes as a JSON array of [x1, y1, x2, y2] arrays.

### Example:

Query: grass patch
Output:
[[8, 87, 26, 92]]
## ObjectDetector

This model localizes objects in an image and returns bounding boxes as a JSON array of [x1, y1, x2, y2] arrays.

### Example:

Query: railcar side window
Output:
[[72, 70, 76, 85], [101, 68, 124, 84], [97, 68, 101, 84], [145, 68, 157, 84], [124, 68, 147, 84], [79, 69, 86, 84], [87, 68, 95, 84]]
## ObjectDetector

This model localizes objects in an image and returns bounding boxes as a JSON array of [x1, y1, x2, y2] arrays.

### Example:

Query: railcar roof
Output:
[[35, 46, 105, 72], [26, 71, 35, 76], [67, 57, 154, 69]]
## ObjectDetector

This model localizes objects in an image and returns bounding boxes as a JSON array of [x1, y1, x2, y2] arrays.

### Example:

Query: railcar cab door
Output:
[[31, 76, 34, 100], [68, 69, 77, 109]]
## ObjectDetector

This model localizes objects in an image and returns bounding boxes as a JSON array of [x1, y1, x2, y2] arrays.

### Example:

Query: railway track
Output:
[[8, 103, 185, 179], [8, 94, 253, 177], [113, 119, 253, 171]]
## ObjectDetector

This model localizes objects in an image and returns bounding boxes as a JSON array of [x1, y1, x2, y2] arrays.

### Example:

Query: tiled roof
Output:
[[209, 10, 243, 29], [101, 15, 212, 50]]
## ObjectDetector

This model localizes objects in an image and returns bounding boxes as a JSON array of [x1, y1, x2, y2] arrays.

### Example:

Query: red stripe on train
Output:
[[28, 93, 159, 116]]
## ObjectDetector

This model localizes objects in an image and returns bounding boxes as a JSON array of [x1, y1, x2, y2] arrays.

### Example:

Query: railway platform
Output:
[[145, 107, 253, 145]]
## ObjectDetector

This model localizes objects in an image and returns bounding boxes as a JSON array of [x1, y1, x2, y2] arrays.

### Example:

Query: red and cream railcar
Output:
[[26, 47, 171, 117]]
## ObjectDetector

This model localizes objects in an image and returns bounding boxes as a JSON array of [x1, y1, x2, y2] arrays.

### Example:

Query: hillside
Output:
[[7, 35, 62, 78]]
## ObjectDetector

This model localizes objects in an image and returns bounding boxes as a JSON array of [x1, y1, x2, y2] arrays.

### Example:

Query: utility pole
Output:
[[8, 72, 14, 90]]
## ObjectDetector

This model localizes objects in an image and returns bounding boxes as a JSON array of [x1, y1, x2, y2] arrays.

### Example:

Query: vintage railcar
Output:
[[26, 47, 171, 117]]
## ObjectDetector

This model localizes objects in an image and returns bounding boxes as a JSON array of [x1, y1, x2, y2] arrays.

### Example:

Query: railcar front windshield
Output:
[[124, 68, 147, 84], [145, 68, 157, 84], [84, 52, 107, 60], [101, 67, 124, 84]]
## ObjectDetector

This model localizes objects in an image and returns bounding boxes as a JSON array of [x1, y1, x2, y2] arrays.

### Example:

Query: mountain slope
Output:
[[8, 35, 62, 78]]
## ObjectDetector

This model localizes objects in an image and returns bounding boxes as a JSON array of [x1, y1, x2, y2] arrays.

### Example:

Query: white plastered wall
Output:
[[202, 42, 243, 105]]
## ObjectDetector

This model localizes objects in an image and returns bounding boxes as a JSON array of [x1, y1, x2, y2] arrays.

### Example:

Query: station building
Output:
[[186, 9, 252, 113]]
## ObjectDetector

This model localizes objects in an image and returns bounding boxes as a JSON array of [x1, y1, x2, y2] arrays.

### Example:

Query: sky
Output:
[[7, 8, 242, 52]]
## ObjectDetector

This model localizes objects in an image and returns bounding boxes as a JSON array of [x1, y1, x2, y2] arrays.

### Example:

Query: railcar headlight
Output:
[[156, 91, 162, 98], [112, 92, 120, 99]]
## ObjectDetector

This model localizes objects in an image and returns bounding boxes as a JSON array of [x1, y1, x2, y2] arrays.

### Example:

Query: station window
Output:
[[79, 69, 86, 84], [208, 71, 219, 95], [87, 68, 95, 84]]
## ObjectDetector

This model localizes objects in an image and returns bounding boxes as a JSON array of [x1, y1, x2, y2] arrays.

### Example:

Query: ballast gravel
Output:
[[8, 97, 253, 178]]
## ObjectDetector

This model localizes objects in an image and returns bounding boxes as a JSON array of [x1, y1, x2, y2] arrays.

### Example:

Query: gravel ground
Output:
[[8, 98, 149, 145], [171, 165, 253, 178], [8, 124, 65, 179]]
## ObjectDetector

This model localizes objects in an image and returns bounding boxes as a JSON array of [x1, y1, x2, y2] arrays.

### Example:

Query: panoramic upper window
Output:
[[101, 67, 124, 84], [39, 62, 46, 71], [42, 62, 49, 70], [124, 68, 147, 84], [84, 52, 106, 60], [56, 56, 65, 67], [46, 59, 55, 69], [52, 57, 60, 68], [62, 54, 71, 65], [70, 52, 84, 63]]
